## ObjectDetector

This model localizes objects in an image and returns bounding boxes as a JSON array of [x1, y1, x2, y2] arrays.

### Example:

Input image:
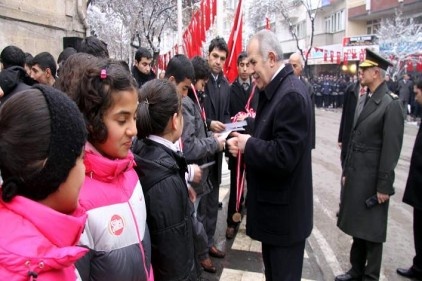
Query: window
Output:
[[325, 10, 345, 33], [292, 21, 306, 38], [367, 19, 380, 34]]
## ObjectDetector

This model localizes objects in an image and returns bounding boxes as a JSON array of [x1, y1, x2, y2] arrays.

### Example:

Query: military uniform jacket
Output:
[[244, 64, 313, 246], [337, 81, 404, 243]]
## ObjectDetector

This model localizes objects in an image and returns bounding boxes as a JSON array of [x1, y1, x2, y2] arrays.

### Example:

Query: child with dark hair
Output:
[[57, 47, 77, 77], [182, 55, 226, 273], [0, 85, 87, 279], [30, 52, 57, 86], [132, 47, 155, 88], [77, 36, 109, 58], [0, 45, 25, 69], [54, 53, 99, 100], [133, 79, 198, 280], [69, 59, 153, 281]]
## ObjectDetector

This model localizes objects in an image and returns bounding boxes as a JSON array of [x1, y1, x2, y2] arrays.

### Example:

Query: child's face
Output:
[[95, 89, 138, 159], [53, 152, 85, 214]]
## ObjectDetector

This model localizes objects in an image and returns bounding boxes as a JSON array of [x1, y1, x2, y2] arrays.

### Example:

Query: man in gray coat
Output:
[[336, 49, 404, 281]]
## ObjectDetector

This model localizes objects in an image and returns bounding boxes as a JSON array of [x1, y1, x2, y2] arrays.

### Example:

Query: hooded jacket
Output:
[[0, 66, 31, 106], [0, 195, 87, 280], [75, 145, 153, 281]]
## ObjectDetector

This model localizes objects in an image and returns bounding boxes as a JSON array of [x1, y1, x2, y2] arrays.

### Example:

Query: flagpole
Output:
[[177, 0, 183, 54]]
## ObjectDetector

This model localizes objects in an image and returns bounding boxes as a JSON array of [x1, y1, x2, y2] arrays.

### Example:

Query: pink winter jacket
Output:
[[0, 195, 88, 280], [75, 145, 153, 281]]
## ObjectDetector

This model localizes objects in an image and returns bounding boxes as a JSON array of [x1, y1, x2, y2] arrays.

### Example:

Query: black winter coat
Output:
[[338, 82, 360, 167], [132, 139, 197, 281], [203, 73, 231, 186], [403, 125, 422, 210], [243, 64, 313, 246], [131, 66, 156, 88]]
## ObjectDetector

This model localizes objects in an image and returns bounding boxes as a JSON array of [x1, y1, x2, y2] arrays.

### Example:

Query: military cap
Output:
[[360, 48, 392, 70]]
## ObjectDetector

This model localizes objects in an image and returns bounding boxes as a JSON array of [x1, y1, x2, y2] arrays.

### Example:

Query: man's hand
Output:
[[191, 164, 202, 184], [210, 120, 225, 133], [214, 133, 226, 151], [237, 133, 251, 153], [226, 135, 239, 157], [226, 132, 251, 156], [187, 185, 197, 203], [377, 192, 390, 204]]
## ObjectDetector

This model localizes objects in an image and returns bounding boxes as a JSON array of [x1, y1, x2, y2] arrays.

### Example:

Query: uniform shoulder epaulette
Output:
[[389, 92, 399, 99]]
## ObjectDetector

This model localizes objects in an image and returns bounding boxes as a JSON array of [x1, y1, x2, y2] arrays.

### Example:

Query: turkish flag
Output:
[[224, 0, 243, 83]]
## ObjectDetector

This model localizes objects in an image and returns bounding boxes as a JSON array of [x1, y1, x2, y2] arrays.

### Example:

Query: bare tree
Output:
[[87, 0, 177, 63], [377, 9, 422, 78]]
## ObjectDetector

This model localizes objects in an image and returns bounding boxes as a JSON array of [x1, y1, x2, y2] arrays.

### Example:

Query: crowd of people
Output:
[[0, 30, 421, 281], [310, 70, 422, 124]]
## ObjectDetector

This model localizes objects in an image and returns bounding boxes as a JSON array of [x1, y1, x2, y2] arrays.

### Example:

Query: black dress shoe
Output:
[[397, 267, 422, 280], [335, 273, 359, 281]]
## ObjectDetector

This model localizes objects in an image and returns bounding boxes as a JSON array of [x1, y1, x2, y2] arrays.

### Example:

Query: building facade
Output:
[[0, 0, 88, 60]]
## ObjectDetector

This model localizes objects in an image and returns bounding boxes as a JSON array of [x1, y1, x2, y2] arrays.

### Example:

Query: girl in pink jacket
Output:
[[65, 59, 153, 281], [0, 85, 88, 280]]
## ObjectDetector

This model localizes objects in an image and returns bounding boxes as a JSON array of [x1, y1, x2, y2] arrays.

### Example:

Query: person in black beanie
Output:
[[0, 66, 32, 107], [0, 85, 88, 279]]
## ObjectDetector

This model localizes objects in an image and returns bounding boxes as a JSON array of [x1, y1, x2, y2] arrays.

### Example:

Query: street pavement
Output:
[[201, 107, 419, 281]]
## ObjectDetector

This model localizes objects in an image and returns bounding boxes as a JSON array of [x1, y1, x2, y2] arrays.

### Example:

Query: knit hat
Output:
[[1, 84, 87, 201]]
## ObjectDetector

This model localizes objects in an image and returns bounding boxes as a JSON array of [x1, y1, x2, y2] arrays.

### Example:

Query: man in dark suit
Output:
[[397, 79, 422, 280], [289, 52, 316, 149], [225, 51, 258, 240], [397, 73, 414, 120], [198, 36, 231, 259], [227, 29, 313, 281], [336, 49, 404, 281]]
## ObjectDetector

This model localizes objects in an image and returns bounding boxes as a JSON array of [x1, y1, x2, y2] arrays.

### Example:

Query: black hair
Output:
[[55, 53, 99, 100], [57, 47, 77, 64], [135, 47, 152, 62], [76, 59, 138, 144], [191, 56, 211, 82], [416, 79, 422, 91], [237, 51, 248, 65], [208, 36, 229, 56], [31, 52, 57, 78], [24, 52, 33, 64], [0, 45, 25, 69], [0, 87, 86, 203], [78, 36, 109, 58], [164, 54, 194, 83], [137, 79, 181, 139]]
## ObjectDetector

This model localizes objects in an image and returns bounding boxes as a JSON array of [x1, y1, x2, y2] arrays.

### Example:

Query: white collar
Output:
[[148, 135, 179, 152], [271, 64, 285, 81]]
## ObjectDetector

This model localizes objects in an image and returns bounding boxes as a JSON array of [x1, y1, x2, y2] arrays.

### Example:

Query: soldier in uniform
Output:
[[336, 49, 404, 281]]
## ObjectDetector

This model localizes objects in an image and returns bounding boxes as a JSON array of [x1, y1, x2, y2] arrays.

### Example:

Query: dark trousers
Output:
[[348, 237, 383, 280], [226, 156, 244, 227], [262, 240, 305, 281], [198, 172, 220, 248], [413, 208, 422, 271]]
